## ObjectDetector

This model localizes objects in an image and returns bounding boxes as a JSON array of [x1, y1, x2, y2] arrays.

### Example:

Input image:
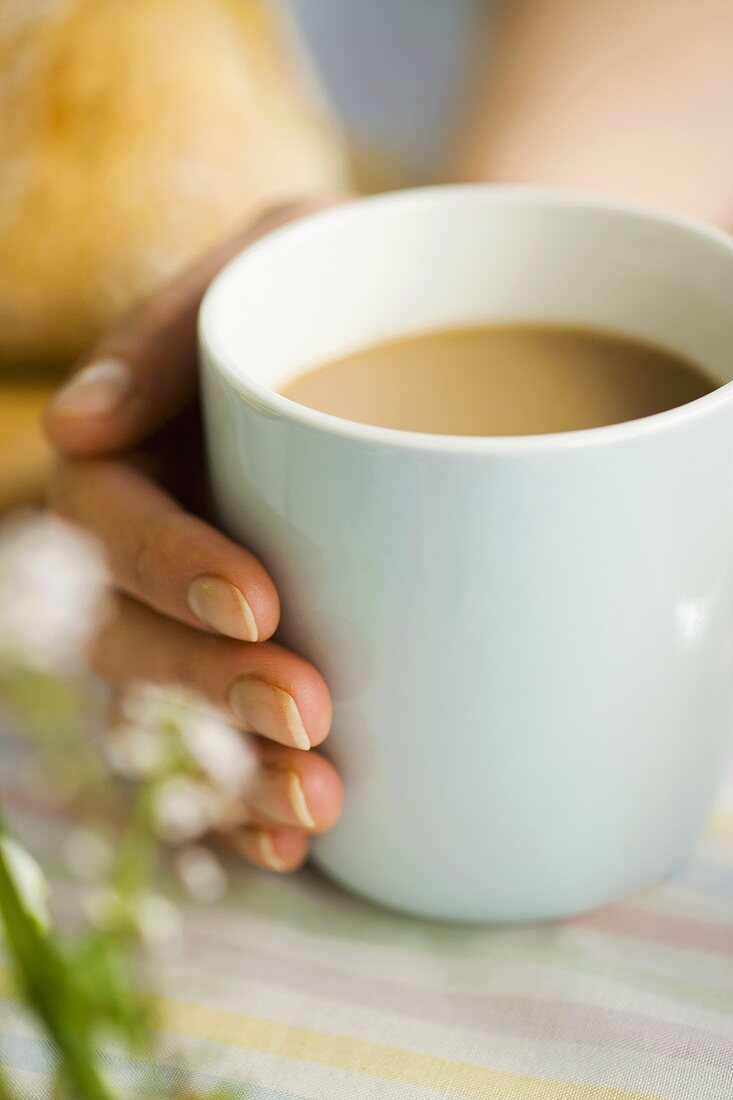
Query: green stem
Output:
[[0, 1058, 18, 1100], [0, 826, 120, 1100], [113, 787, 158, 898]]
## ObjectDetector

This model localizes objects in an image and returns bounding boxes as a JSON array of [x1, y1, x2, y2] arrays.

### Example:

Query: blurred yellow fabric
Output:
[[0, 0, 346, 509], [0, 382, 55, 513]]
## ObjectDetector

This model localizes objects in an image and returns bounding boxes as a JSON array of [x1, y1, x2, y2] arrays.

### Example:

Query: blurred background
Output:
[[1, 0, 730, 511], [0, 0, 493, 514]]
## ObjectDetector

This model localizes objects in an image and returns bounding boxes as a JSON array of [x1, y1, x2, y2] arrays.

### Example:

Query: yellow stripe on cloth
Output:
[[161, 996, 666, 1100], [711, 811, 733, 836]]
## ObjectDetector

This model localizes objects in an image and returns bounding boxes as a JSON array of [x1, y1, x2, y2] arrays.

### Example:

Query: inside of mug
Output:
[[205, 189, 733, 394]]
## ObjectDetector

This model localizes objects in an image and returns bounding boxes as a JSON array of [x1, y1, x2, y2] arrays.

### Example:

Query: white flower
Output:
[[63, 827, 114, 882], [0, 511, 108, 673], [152, 776, 214, 843], [120, 682, 206, 734], [114, 683, 253, 846], [174, 845, 227, 903], [0, 837, 51, 930], [180, 712, 254, 793], [121, 684, 253, 788], [136, 894, 183, 947], [105, 725, 167, 780], [82, 885, 124, 929], [119, 680, 254, 789]]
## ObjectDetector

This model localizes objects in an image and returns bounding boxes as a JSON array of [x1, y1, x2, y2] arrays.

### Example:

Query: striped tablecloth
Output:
[[2, 750, 732, 1098]]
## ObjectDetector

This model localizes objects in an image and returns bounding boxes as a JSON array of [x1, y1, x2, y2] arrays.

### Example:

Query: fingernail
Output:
[[188, 575, 258, 642], [50, 358, 133, 417], [228, 678, 310, 750], [234, 828, 290, 871], [247, 767, 315, 829]]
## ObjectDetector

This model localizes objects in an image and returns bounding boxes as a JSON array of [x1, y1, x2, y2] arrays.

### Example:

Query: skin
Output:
[[45, 1, 733, 872], [47, 198, 345, 872], [456, 0, 733, 230]]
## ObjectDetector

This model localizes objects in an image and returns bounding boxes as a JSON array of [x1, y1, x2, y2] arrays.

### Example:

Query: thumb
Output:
[[44, 195, 346, 456]]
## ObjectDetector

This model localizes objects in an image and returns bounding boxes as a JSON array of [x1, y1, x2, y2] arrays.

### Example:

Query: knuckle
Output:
[[130, 516, 165, 592], [138, 282, 191, 336], [128, 507, 182, 600], [94, 287, 185, 368]]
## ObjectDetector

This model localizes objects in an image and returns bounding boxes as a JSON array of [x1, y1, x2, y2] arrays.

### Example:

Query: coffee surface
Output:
[[278, 324, 717, 436]]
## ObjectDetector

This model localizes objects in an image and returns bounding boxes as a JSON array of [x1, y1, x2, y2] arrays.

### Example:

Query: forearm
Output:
[[457, 0, 733, 229]]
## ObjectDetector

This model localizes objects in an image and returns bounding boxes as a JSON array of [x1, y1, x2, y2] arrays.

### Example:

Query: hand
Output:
[[45, 197, 345, 872]]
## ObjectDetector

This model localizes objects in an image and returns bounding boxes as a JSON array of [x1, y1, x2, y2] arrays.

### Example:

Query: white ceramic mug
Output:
[[199, 186, 733, 922]]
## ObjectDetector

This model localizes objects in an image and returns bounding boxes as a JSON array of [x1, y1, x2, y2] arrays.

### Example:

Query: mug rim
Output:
[[199, 183, 733, 454]]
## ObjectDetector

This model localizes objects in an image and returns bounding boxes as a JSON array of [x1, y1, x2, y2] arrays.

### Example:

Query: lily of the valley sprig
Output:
[[0, 511, 248, 1099]]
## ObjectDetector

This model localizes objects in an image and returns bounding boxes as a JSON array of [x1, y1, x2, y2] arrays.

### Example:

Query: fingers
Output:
[[227, 828, 309, 873], [245, 742, 343, 834], [224, 742, 343, 871], [52, 457, 280, 642], [44, 195, 346, 456], [106, 694, 342, 873], [93, 595, 332, 750]]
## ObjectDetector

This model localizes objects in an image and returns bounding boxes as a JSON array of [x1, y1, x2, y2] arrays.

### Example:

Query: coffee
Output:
[[279, 324, 717, 436]]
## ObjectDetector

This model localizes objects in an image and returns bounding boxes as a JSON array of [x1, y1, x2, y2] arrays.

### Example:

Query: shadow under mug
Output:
[[199, 185, 733, 922]]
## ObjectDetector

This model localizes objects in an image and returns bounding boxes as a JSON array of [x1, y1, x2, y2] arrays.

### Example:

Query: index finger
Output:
[[44, 195, 345, 456]]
